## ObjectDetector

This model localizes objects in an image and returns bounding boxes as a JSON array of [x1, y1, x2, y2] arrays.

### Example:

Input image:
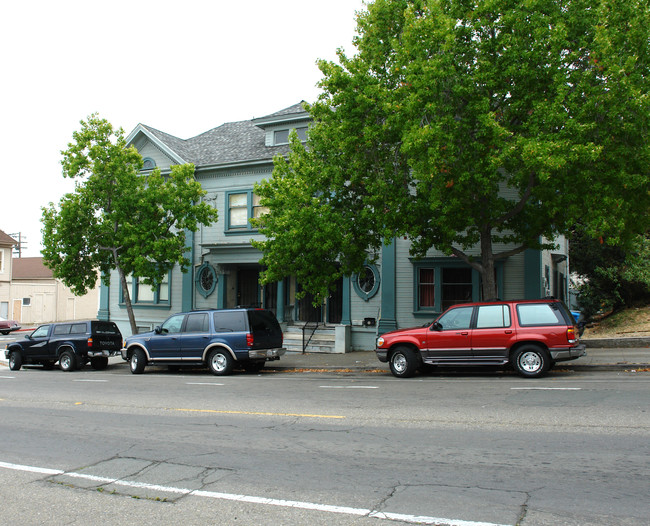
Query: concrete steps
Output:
[[283, 325, 336, 353]]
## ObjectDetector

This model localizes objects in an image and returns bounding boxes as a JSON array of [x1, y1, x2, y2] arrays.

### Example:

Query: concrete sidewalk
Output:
[[266, 346, 650, 372]]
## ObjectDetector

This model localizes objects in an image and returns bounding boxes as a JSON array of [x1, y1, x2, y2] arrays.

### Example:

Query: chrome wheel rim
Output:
[[519, 351, 542, 373], [211, 353, 227, 372], [392, 353, 407, 374], [130, 354, 138, 371], [61, 355, 70, 369]]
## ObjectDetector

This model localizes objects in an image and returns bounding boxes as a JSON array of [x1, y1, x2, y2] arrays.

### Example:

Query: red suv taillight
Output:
[[567, 326, 577, 343], [246, 333, 254, 347]]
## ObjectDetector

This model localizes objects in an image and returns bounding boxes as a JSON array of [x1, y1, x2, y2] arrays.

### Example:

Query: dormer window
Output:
[[142, 157, 156, 170], [273, 127, 308, 145]]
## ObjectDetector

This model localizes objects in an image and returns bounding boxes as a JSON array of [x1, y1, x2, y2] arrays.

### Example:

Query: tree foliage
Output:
[[254, 0, 650, 302], [570, 228, 650, 317], [42, 115, 218, 333]]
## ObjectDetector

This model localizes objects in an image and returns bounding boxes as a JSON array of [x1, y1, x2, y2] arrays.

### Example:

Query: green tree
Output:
[[42, 115, 218, 334], [254, 0, 650, 302], [570, 228, 650, 317]]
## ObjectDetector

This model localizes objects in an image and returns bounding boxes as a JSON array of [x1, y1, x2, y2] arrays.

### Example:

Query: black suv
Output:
[[121, 308, 285, 375], [5, 320, 123, 372]]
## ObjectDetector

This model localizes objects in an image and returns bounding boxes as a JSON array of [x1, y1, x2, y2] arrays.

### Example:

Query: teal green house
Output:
[[99, 103, 570, 352]]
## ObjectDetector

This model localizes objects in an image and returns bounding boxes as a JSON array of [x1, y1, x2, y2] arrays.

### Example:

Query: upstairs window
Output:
[[226, 190, 267, 233], [273, 127, 308, 145]]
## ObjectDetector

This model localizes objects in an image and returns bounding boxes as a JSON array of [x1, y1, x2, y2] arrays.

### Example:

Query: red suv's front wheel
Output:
[[389, 346, 420, 378]]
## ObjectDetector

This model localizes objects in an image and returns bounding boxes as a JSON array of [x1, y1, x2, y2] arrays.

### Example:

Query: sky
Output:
[[0, 0, 366, 257]]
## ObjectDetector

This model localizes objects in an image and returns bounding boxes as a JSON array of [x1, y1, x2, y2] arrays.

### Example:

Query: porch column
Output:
[[377, 239, 398, 333], [341, 276, 351, 325], [276, 279, 285, 322]]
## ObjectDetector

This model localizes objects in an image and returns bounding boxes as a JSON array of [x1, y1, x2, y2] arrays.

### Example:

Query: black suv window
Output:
[[31, 325, 50, 339], [92, 321, 120, 335], [70, 323, 87, 334], [185, 313, 209, 333], [517, 303, 565, 326], [53, 324, 71, 335], [213, 311, 247, 332]]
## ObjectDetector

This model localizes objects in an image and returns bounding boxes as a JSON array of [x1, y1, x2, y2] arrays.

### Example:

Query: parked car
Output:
[[5, 320, 123, 372], [122, 308, 285, 375], [0, 316, 21, 335], [376, 299, 586, 378]]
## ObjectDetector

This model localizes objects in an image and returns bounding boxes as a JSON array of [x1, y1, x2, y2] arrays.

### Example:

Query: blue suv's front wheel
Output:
[[208, 349, 234, 376]]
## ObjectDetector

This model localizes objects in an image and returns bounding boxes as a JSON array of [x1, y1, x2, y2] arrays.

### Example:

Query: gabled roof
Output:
[[127, 102, 309, 170], [12, 257, 54, 280], [0, 229, 17, 247]]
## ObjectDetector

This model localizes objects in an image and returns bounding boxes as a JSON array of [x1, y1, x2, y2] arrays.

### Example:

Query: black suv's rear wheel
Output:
[[208, 349, 234, 376], [512, 345, 550, 378], [59, 350, 77, 372], [8, 352, 22, 371], [389, 346, 420, 378]]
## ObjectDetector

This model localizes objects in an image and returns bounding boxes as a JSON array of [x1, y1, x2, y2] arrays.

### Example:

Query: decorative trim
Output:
[[352, 264, 381, 301], [195, 262, 217, 298]]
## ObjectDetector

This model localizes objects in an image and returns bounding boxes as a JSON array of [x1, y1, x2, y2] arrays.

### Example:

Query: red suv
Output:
[[376, 299, 585, 378]]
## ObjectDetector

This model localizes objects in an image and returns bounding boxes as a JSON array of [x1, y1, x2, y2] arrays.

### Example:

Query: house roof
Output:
[[130, 102, 309, 169], [12, 257, 54, 280], [0, 229, 18, 247]]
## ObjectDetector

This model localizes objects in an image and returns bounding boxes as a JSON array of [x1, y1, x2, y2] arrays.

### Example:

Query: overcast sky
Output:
[[1, 0, 366, 257]]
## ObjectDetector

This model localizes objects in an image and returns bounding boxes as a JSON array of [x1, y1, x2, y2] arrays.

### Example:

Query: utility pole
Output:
[[9, 232, 27, 258]]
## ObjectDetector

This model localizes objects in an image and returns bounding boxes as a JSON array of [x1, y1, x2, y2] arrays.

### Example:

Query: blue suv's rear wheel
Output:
[[208, 349, 234, 376]]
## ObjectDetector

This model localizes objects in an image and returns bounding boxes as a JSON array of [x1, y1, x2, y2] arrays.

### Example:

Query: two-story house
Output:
[[99, 103, 570, 352]]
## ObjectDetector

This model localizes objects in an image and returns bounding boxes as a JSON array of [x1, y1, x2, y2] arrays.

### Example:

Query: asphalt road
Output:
[[0, 359, 649, 525]]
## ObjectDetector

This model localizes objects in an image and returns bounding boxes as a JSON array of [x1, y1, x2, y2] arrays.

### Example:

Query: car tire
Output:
[[207, 349, 234, 376], [130, 349, 146, 374], [59, 350, 77, 372], [8, 352, 22, 371], [389, 346, 420, 378], [512, 345, 550, 378], [90, 356, 109, 370], [1, 331, 9, 335]]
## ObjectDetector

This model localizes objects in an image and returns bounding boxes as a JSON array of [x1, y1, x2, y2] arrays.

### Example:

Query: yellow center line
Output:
[[170, 408, 345, 419]]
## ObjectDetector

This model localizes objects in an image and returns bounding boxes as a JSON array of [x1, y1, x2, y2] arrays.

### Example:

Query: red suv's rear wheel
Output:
[[512, 345, 550, 378]]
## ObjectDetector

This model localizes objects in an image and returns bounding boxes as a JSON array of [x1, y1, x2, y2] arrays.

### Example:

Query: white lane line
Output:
[[319, 386, 378, 389], [510, 387, 582, 391], [73, 379, 109, 382], [186, 382, 225, 386], [0, 460, 510, 526], [0, 376, 16, 379]]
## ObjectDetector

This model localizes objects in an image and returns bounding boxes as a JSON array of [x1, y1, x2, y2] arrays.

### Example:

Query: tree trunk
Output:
[[117, 266, 138, 335], [480, 230, 498, 301]]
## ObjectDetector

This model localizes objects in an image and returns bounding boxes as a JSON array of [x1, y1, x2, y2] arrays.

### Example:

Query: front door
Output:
[[424, 306, 474, 362], [237, 269, 260, 307], [148, 314, 185, 360]]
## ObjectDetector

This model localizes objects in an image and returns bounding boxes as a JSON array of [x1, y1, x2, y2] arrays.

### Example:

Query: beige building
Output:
[[0, 229, 99, 327]]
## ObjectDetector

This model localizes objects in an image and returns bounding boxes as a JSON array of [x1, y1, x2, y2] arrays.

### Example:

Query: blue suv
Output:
[[122, 308, 285, 375]]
